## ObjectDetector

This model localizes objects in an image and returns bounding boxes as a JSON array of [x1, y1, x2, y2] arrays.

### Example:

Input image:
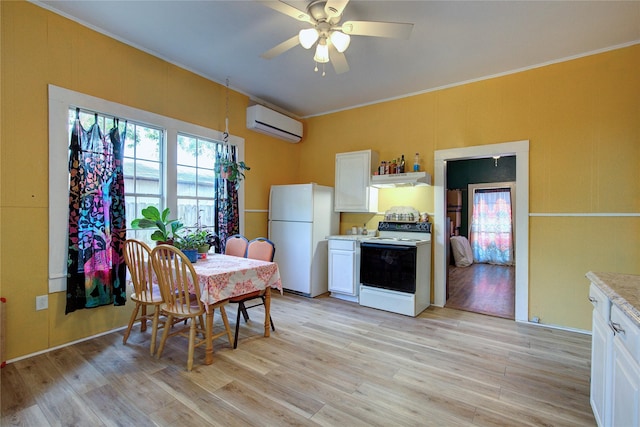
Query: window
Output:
[[68, 109, 165, 245], [49, 85, 245, 292], [176, 133, 218, 230]]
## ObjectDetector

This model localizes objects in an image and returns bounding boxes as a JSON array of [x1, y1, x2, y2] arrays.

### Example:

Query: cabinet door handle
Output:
[[610, 322, 625, 335], [588, 296, 597, 304]]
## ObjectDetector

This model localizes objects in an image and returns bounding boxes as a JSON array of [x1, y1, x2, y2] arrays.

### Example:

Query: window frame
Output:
[[48, 84, 245, 293]]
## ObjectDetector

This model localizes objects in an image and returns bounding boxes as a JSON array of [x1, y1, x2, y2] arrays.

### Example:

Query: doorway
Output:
[[445, 166, 516, 319], [433, 141, 529, 323]]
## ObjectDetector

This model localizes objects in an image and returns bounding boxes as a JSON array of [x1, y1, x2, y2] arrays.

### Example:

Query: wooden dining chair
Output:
[[122, 239, 164, 355], [225, 234, 249, 257], [151, 244, 233, 371], [229, 237, 276, 348]]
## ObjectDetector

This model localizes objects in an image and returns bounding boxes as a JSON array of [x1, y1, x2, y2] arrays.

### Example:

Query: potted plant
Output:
[[131, 206, 184, 244], [174, 232, 202, 263], [192, 229, 218, 254], [216, 158, 250, 189]]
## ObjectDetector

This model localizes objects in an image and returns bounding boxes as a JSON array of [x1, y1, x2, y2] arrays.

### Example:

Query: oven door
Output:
[[360, 242, 417, 293]]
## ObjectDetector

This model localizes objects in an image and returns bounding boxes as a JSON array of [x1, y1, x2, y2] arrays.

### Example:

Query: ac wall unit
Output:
[[246, 105, 303, 143]]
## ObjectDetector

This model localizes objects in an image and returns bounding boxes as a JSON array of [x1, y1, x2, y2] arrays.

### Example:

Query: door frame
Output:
[[433, 140, 529, 322]]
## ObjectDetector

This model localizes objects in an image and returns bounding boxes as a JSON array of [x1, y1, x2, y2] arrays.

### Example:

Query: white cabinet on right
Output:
[[334, 150, 379, 213], [590, 283, 613, 427], [611, 304, 640, 427], [588, 272, 640, 427]]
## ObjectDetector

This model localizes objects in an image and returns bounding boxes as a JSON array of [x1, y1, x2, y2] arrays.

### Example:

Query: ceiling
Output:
[[33, 1, 639, 118]]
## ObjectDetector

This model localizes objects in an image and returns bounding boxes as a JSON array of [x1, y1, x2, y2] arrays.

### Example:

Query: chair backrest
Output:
[[150, 244, 204, 315], [246, 237, 276, 262], [225, 234, 249, 257], [123, 239, 154, 301]]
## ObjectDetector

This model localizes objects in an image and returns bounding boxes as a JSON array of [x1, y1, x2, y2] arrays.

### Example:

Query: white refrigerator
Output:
[[269, 183, 339, 297]]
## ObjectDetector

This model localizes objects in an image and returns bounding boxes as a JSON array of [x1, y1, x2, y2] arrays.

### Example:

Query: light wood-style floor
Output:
[[2, 293, 594, 426], [447, 264, 515, 319]]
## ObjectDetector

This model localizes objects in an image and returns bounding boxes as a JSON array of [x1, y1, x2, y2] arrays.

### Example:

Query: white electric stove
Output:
[[359, 221, 432, 316]]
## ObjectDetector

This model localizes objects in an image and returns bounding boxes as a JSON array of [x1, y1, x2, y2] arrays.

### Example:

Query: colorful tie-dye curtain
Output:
[[469, 188, 514, 266], [66, 111, 127, 314], [216, 145, 240, 254]]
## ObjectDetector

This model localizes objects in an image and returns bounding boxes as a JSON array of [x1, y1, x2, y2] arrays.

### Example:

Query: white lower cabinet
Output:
[[590, 281, 640, 427], [590, 283, 613, 427], [611, 304, 640, 427], [328, 239, 360, 302]]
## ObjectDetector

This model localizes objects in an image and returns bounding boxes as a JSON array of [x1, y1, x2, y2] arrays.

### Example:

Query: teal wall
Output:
[[447, 156, 516, 236]]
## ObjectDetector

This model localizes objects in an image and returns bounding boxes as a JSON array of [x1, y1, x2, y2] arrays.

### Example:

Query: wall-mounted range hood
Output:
[[370, 171, 432, 188]]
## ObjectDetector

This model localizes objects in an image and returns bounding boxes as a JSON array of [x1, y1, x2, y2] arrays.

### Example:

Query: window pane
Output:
[[136, 126, 161, 161], [177, 198, 198, 227], [198, 199, 215, 228], [198, 169, 215, 197], [197, 139, 216, 169], [135, 160, 161, 194], [177, 165, 197, 197], [123, 158, 134, 192], [126, 196, 161, 246], [177, 134, 197, 167]]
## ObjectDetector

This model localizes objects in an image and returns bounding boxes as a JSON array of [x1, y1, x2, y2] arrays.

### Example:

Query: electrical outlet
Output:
[[36, 295, 48, 311], [532, 316, 540, 323]]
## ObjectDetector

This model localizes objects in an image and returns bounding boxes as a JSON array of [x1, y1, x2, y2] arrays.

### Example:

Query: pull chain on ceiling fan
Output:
[[261, 0, 414, 76]]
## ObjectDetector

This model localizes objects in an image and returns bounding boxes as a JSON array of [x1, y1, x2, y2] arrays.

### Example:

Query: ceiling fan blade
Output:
[[325, 0, 349, 18], [260, 1, 313, 24], [341, 20, 414, 39], [261, 35, 300, 59], [329, 45, 349, 74]]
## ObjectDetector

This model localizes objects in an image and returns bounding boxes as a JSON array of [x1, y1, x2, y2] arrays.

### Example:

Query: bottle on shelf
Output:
[[390, 158, 397, 174], [379, 161, 386, 175], [399, 154, 405, 173], [413, 152, 420, 172], [384, 161, 390, 175]]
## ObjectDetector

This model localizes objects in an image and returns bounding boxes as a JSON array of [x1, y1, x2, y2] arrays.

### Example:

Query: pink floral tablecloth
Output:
[[193, 254, 282, 306]]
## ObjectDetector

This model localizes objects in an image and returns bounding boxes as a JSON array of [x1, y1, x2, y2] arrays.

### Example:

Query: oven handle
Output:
[[361, 242, 415, 251]]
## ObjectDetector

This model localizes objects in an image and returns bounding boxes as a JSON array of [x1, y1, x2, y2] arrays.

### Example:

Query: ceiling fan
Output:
[[260, 0, 414, 76]]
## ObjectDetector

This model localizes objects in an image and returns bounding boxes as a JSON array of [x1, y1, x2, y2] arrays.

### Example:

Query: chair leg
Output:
[[197, 315, 206, 338], [240, 302, 250, 322], [140, 305, 148, 332], [219, 306, 233, 347], [150, 307, 160, 356], [187, 316, 196, 372], [155, 314, 173, 359], [234, 304, 242, 349], [123, 303, 141, 344]]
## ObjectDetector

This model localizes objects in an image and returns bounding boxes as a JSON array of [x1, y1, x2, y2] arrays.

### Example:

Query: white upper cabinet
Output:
[[334, 150, 379, 212]]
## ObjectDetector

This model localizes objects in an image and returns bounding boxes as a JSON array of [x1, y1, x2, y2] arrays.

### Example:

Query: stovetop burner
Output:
[[368, 237, 423, 242], [378, 221, 431, 233], [363, 235, 430, 247]]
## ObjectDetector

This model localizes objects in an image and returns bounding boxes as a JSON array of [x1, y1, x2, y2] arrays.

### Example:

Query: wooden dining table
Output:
[[190, 253, 282, 364]]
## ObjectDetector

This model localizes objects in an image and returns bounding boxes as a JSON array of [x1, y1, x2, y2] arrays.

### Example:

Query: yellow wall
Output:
[[1, 1, 639, 360], [0, 1, 299, 360], [300, 45, 640, 330]]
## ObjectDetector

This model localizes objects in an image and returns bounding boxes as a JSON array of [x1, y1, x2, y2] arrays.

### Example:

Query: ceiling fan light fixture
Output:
[[313, 41, 330, 63], [330, 31, 350, 53], [299, 28, 319, 49]]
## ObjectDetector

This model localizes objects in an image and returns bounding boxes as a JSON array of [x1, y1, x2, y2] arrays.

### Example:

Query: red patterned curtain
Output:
[[469, 188, 514, 266]]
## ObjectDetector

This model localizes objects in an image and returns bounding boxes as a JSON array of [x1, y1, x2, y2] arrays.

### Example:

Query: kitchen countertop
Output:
[[587, 271, 640, 327], [326, 234, 374, 241]]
